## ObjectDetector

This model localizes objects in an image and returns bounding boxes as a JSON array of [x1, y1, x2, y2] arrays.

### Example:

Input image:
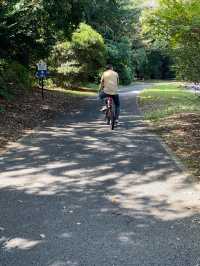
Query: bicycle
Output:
[[105, 96, 116, 130]]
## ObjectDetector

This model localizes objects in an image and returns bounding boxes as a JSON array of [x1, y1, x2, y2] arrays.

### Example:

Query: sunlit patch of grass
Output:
[[133, 80, 183, 86], [64, 89, 96, 97], [139, 85, 200, 178], [139, 84, 200, 121], [47, 86, 96, 97], [84, 83, 99, 91]]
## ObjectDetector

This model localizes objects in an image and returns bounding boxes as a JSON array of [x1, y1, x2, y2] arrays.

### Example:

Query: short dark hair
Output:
[[106, 64, 113, 70]]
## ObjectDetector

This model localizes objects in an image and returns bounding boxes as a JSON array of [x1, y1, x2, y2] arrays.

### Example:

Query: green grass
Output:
[[139, 84, 200, 121], [64, 89, 96, 97], [48, 86, 96, 97], [0, 106, 5, 113], [83, 83, 99, 91]]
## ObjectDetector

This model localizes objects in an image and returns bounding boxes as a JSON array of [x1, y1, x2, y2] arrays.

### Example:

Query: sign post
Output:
[[36, 60, 48, 100]]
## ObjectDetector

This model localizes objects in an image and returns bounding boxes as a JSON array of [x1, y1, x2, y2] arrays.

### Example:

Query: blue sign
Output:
[[36, 70, 48, 78]]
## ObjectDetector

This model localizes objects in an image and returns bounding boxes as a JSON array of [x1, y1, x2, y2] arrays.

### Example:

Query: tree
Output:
[[51, 23, 106, 85], [106, 37, 134, 84], [141, 0, 200, 82]]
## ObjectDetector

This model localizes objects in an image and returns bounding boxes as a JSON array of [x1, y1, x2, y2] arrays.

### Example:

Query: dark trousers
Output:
[[99, 91, 120, 120]]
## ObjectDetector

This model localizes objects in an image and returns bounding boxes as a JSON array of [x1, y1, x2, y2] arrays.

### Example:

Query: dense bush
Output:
[[50, 23, 106, 86], [118, 65, 133, 85], [71, 23, 106, 82], [132, 47, 174, 80], [174, 42, 200, 83], [0, 0, 178, 100], [141, 0, 200, 82], [48, 41, 80, 86], [49, 42, 71, 69], [0, 60, 32, 100], [106, 38, 134, 85]]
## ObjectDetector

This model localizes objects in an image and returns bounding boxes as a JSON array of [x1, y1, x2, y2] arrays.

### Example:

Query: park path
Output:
[[1, 83, 200, 266]]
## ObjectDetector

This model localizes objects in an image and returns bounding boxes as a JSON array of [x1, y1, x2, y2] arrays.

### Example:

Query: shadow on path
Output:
[[0, 87, 200, 265]]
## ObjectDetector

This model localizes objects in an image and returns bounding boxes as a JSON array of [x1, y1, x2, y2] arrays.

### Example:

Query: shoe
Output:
[[115, 119, 119, 125], [100, 106, 107, 112]]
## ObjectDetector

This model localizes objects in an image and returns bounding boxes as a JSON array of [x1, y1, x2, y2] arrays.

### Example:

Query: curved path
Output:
[[1, 83, 200, 266]]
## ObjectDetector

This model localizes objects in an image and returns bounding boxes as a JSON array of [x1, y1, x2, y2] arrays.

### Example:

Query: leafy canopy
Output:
[[141, 0, 200, 82]]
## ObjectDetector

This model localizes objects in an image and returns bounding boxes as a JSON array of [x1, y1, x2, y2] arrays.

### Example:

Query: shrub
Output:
[[49, 41, 71, 69], [49, 23, 106, 86], [0, 59, 32, 100], [106, 38, 134, 85], [119, 66, 133, 85], [72, 23, 106, 82]]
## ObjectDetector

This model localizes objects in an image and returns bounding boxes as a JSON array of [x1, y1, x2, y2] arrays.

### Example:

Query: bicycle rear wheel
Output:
[[105, 109, 111, 125], [110, 109, 115, 130]]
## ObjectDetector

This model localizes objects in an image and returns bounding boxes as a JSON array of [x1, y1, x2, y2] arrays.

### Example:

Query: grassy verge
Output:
[[83, 83, 99, 91], [48, 86, 97, 97], [139, 84, 200, 120], [45, 78, 98, 95], [138, 84, 200, 178]]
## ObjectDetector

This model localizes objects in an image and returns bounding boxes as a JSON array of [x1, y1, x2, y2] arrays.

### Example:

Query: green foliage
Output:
[[9, 62, 32, 89], [84, 83, 99, 91], [133, 48, 174, 80], [0, 0, 53, 65], [0, 106, 5, 113], [49, 41, 71, 69], [83, 0, 140, 41], [117, 65, 132, 85], [0, 0, 177, 100], [0, 59, 32, 100], [174, 41, 200, 83], [139, 84, 200, 121], [141, 0, 200, 82], [49, 41, 84, 86], [71, 23, 106, 81], [132, 47, 147, 78], [106, 38, 134, 85], [80, 0, 144, 84], [50, 23, 106, 86]]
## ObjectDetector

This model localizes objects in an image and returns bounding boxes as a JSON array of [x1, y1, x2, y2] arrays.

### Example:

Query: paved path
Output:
[[1, 83, 200, 266]]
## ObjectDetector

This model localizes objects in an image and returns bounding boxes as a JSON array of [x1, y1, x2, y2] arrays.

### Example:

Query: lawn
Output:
[[139, 84, 200, 179], [139, 84, 200, 121], [84, 83, 99, 91]]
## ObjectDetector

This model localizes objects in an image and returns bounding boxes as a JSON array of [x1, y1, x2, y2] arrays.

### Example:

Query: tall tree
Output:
[[141, 0, 200, 82]]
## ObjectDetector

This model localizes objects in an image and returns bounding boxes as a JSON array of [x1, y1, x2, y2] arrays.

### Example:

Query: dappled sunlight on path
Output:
[[1, 94, 199, 221], [1, 84, 200, 265]]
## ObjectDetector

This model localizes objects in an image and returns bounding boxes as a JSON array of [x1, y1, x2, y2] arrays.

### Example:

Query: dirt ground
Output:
[[0, 87, 85, 154], [152, 113, 200, 178]]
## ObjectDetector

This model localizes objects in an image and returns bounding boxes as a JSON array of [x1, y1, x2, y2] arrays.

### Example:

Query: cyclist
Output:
[[99, 64, 120, 123]]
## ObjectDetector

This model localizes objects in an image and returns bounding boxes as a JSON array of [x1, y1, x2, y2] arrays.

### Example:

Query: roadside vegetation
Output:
[[0, 0, 200, 158], [140, 84, 200, 121], [139, 84, 200, 178], [138, 0, 200, 178], [0, 0, 176, 151], [141, 0, 200, 84], [0, 0, 175, 103]]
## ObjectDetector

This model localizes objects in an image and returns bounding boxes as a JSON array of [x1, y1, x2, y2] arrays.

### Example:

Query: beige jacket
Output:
[[101, 70, 119, 95]]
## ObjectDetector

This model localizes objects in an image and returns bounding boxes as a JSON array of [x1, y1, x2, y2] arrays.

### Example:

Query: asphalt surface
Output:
[[1, 83, 200, 266]]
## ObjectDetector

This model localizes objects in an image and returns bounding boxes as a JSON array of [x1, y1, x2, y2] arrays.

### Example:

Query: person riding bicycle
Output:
[[99, 64, 120, 123]]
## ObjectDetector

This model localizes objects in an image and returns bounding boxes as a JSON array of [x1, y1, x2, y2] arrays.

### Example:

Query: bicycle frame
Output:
[[105, 96, 116, 130], [107, 96, 113, 108]]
